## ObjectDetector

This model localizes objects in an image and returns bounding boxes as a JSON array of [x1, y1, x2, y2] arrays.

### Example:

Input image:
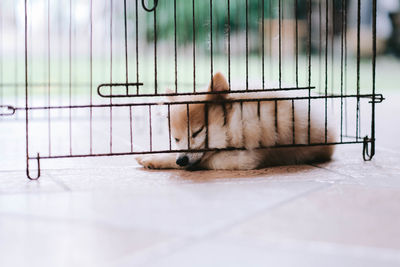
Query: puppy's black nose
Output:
[[176, 156, 189, 167]]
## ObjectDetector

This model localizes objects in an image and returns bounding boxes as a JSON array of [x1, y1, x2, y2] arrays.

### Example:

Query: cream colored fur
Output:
[[136, 73, 336, 170]]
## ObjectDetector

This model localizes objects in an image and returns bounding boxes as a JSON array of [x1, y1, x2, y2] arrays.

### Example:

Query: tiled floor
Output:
[[0, 94, 399, 267]]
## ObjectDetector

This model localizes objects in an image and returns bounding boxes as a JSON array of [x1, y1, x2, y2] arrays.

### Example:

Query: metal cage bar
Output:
[[5, 0, 380, 179]]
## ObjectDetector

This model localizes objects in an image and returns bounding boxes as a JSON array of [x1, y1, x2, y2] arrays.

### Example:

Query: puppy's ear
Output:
[[208, 72, 229, 92], [207, 72, 229, 101], [166, 88, 174, 94], [165, 88, 175, 102]]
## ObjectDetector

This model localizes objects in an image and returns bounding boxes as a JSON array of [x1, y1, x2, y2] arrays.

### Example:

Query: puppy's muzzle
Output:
[[176, 155, 189, 167]]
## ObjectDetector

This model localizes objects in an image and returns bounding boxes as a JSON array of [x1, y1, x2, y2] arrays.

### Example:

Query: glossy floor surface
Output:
[[0, 94, 399, 267]]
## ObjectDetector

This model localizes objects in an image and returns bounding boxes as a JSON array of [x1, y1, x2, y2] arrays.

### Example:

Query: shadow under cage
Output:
[[0, 0, 384, 179]]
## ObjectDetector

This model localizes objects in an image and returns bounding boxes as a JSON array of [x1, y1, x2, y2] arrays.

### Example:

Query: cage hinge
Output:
[[369, 94, 384, 104], [0, 105, 16, 116]]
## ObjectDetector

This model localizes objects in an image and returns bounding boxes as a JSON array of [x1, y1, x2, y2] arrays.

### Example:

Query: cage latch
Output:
[[369, 94, 385, 103], [0, 105, 16, 116], [97, 83, 144, 98]]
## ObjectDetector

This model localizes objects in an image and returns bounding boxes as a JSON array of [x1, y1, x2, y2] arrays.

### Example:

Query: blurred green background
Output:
[[0, 0, 399, 106]]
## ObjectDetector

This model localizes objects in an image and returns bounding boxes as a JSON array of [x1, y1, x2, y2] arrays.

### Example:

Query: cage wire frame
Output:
[[0, 0, 383, 179]]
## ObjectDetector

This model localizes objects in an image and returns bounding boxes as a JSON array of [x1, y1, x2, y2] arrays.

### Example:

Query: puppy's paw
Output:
[[135, 155, 165, 169], [136, 154, 180, 169]]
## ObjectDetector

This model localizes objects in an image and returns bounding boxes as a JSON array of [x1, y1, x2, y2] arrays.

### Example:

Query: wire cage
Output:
[[0, 0, 383, 179]]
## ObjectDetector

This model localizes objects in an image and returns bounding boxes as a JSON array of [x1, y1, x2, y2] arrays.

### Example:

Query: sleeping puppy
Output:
[[136, 72, 336, 170]]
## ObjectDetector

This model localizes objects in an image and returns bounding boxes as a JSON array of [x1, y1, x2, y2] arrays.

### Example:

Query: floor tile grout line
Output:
[[47, 172, 72, 191], [0, 169, 28, 174], [308, 163, 357, 180], [224, 232, 400, 263], [0, 211, 157, 235], [0, 191, 67, 196], [138, 183, 332, 267], [0, 165, 141, 175], [375, 145, 400, 155], [199, 184, 331, 235]]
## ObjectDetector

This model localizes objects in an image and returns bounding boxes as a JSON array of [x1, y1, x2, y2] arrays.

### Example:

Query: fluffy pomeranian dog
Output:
[[136, 72, 336, 170]]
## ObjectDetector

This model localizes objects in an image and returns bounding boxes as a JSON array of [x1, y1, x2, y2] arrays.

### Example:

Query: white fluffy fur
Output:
[[136, 73, 336, 170]]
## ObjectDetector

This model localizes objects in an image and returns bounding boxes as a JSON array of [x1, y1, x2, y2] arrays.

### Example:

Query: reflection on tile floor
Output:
[[0, 95, 399, 267]]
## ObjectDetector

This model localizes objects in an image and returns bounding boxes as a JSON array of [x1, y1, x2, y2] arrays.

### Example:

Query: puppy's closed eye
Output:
[[192, 126, 204, 138]]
